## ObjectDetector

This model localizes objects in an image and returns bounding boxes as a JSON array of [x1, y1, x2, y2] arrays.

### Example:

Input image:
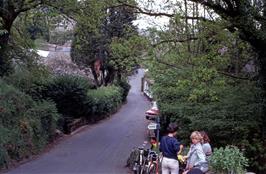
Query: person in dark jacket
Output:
[[160, 123, 182, 174]]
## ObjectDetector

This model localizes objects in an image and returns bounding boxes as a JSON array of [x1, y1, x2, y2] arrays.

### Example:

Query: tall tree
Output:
[[71, 0, 138, 86], [105, 0, 138, 81], [185, 1, 266, 172], [145, 15, 264, 172], [189, 0, 266, 132], [70, 0, 107, 86]]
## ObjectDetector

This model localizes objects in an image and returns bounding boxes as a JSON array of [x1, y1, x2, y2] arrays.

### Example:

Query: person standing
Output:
[[200, 131, 212, 160], [160, 123, 182, 174]]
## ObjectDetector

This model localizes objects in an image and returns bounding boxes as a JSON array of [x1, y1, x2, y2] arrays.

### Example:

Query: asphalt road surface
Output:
[[6, 69, 151, 174]]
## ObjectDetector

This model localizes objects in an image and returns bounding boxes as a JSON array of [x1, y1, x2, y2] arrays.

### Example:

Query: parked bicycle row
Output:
[[126, 140, 160, 174], [127, 122, 213, 174]]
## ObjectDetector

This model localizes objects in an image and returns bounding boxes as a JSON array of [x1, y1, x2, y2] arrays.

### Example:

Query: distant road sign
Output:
[[147, 123, 159, 130]]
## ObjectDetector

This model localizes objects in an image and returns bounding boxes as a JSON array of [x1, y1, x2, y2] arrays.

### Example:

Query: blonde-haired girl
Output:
[[182, 131, 208, 174]]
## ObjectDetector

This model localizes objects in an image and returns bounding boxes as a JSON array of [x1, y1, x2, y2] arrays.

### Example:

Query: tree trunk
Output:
[[104, 66, 115, 85], [90, 66, 100, 87], [258, 50, 266, 138], [117, 70, 122, 82], [0, 13, 17, 76], [255, 49, 266, 174], [0, 27, 12, 76], [184, 0, 191, 53], [0, 47, 12, 76]]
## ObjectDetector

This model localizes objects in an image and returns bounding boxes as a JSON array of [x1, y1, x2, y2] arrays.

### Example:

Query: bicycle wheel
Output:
[[133, 163, 138, 174], [140, 164, 146, 174], [142, 165, 149, 174], [148, 163, 156, 174]]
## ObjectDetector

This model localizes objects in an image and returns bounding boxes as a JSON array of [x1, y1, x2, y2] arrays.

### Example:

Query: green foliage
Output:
[[110, 35, 148, 74], [0, 80, 35, 129], [209, 146, 249, 174], [158, 82, 262, 146], [87, 85, 122, 122], [27, 101, 59, 143], [3, 66, 52, 100], [70, 0, 108, 69], [71, 0, 139, 85], [149, 49, 262, 171], [71, 29, 102, 67], [114, 79, 131, 102], [0, 80, 59, 168], [49, 30, 73, 45], [42, 75, 95, 118], [144, 16, 263, 172], [0, 0, 79, 76], [15, 7, 73, 44], [0, 127, 11, 167], [244, 138, 266, 172]]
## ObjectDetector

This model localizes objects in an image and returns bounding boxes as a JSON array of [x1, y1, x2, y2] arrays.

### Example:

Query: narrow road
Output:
[[6, 69, 150, 174]]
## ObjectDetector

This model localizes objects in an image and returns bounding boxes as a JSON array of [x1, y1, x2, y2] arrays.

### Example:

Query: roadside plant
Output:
[[209, 146, 248, 174], [114, 78, 131, 102], [42, 75, 94, 118], [0, 80, 59, 168], [87, 85, 122, 122]]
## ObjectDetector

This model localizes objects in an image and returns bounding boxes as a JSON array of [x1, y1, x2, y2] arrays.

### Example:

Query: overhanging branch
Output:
[[152, 37, 198, 47], [188, 0, 230, 19], [17, 1, 43, 13], [217, 71, 253, 80], [111, 1, 211, 21], [109, 2, 175, 17]]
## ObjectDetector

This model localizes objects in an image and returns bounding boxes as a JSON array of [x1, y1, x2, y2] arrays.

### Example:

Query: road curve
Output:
[[6, 69, 150, 174]]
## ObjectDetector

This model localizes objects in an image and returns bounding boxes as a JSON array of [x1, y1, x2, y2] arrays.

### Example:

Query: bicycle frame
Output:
[[144, 150, 161, 174], [133, 147, 148, 174], [132, 147, 162, 174]]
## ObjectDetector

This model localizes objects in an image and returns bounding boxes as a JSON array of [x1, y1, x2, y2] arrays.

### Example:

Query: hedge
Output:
[[41, 75, 95, 119], [3, 66, 52, 100], [87, 85, 123, 122], [0, 71, 130, 169], [0, 80, 59, 168], [114, 79, 131, 102]]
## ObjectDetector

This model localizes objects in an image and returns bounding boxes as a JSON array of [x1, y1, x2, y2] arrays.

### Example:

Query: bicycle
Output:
[[132, 146, 149, 174], [144, 150, 161, 174]]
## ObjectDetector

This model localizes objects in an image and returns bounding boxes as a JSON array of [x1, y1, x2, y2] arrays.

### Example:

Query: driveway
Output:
[[5, 69, 150, 174]]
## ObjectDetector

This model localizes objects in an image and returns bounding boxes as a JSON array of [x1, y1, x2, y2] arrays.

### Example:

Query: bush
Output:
[[87, 85, 122, 122], [115, 79, 131, 102], [26, 101, 59, 143], [209, 146, 249, 174], [0, 80, 59, 168], [42, 75, 94, 118], [0, 127, 10, 168], [0, 80, 35, 129], [49, 30, 73, 45], [3, 66, 52, 100], [244, 139, 266, 173], [5, 71, 95, 126]]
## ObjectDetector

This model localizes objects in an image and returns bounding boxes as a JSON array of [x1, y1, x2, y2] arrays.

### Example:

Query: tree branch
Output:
[[188, 0, 231, 19], [217, 71, 252, 80], [109, 2, 175, 17], [152, 37, 198, 47], [109, 1, 211, 21], [16, 0, 43, 14]]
